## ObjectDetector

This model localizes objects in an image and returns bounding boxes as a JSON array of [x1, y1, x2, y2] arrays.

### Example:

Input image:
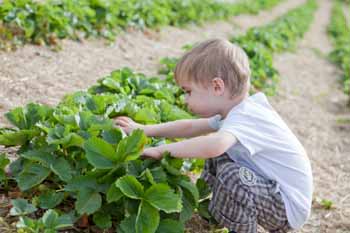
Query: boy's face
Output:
[[180, 80, 223, 118]]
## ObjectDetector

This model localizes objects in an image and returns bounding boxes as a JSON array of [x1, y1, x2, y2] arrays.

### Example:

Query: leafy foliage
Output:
[[328, 0, 350, 100], [0, 67, 210, 232], [0, 0, 284, 50], [16, 209, 74, 232]]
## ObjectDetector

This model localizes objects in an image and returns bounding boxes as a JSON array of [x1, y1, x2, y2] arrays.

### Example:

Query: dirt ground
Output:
[[0, 0, 349, 232]]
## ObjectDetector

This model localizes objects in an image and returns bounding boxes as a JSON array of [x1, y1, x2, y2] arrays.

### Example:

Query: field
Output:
[[0, 0, 350, 232]]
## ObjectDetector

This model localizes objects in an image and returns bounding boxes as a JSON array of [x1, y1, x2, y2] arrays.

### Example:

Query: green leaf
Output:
[[5, 107, 27, 129], [198, 199, 211, 220], [55, 214, 74, 229], [196, 178, 211, 200], [38, 191, 64, 209], [10, 199, 37, 216], [0, 153, 10, 169], [161, 153, 182, 176], [160, 102, 192, 122], [0, 129, 38, 146], [42, 209, 59, 229], [154, 89, 175, 104], [106, 185, 123, 203], [115, 129, 147, 162], [17, 163, 51, 191], [25, 103, 52, 129], [86, 95, 107, 114], [179, 180, 199, 208], [41, 209, 73, 230], [16, 216, 39, 230], [83, 137, 116, 169], [127, 160, 144, 176], [115, 175, 144, 199], [179, 191, 194, 223], [64, 175, 102, 192], [134, 108, 159, 124], [155, 219, 184, 233], [136, 201, 160, 233], [93, 211, 112, 229], [321, 199, 333, 210], [102, 128, 123, 145], [142, 168, 155, 185], [117, 215, 136, 233], [5, 104, 52, 130], [50, 157, 74, 182], [78, 111, 113, 131], [102, 77, 122, 91], [0, 153, 10, 182], [145, 184, 182, 213], [75, 189, 102, 215], [149, 167, 167, 183], [20, 148, 55, 167], [48, 131, 84, 148]]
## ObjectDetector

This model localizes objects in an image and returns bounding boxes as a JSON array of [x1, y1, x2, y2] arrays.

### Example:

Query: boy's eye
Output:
[[185, 90, 191, 95]]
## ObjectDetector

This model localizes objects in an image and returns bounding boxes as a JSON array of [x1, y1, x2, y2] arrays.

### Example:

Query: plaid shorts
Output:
[[201, 153, 292, 233]]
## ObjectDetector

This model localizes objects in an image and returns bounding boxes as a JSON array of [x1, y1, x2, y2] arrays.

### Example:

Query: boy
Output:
[[115, 39, 313, 233]]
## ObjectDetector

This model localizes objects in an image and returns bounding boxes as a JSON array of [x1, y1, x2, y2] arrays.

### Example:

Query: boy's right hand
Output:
[[114, 116, 144, 135]]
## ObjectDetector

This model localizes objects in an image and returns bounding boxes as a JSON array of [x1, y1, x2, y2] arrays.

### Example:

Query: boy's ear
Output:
[[211, 77, 225, 96]]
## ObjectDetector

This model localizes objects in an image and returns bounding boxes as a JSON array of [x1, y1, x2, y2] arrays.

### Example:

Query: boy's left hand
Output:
[[142, 147, 163, 160]]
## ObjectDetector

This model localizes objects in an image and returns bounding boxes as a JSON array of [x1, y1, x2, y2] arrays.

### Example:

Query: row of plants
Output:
[[0, 0, 284, 51], [160, 0, 318, 96], [327, 0, 350, 101], [0, 68, 214, 233]]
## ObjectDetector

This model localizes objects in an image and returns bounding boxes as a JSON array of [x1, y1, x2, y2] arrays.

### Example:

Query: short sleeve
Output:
[[208, 114, 222, 130]]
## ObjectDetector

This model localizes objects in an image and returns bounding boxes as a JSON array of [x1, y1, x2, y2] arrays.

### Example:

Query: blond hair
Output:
[[174, 38, 251, 97]]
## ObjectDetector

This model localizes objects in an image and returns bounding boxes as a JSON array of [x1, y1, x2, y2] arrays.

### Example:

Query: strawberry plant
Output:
[[328, 0, 350, 102], [0, 67, 214, 232], [9, 199, 73, 233]]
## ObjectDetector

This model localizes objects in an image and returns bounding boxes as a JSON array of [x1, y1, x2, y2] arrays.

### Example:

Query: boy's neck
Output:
[[221, 91, 249, 118]]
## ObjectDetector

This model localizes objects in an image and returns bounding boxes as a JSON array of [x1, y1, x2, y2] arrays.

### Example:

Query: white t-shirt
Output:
[[208, 92, 313, 230]]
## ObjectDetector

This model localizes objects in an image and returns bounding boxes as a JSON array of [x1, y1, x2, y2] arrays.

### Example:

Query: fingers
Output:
[[113, 116, 140, 135], [116, 116, 132, 122], [115, 119, 128, 127], [114, 116, 132, 126]]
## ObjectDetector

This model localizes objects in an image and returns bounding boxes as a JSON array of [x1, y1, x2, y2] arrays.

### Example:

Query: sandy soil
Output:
[[1, 0, 349, 232]]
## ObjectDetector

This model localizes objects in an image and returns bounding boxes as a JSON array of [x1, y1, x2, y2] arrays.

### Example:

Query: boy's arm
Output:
[[144, 118, 216, 138], [115, 116, 216, 138], [143, 131, 237, 159]]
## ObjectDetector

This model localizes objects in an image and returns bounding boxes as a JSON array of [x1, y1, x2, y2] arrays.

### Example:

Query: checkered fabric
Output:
[[201, 153, 293, 233]]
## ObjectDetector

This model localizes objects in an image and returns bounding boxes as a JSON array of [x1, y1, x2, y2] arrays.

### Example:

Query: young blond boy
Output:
[[115, 39, 313, 233]]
